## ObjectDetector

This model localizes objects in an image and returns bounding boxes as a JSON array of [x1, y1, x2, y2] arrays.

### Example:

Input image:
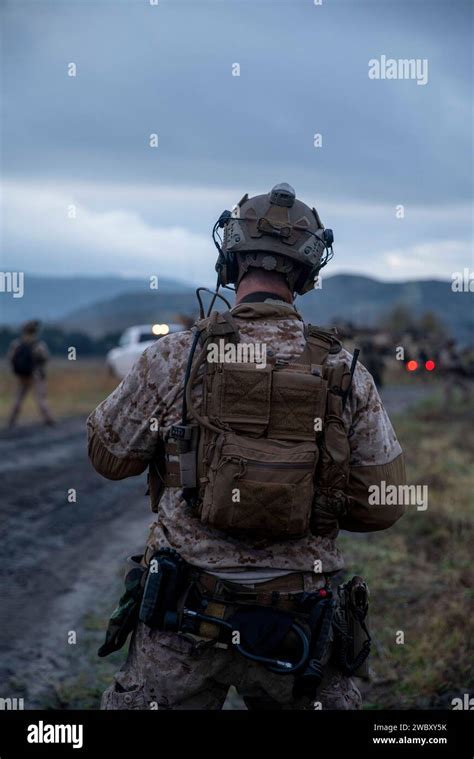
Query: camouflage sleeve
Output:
[[340, 360, 406, 532], [87, 332, 191, 480], [87, 345, 166, 480]]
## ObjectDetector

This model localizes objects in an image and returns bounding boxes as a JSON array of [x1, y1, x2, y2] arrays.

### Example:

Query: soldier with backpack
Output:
[[7, 320, 55, 428], [439, 338, 472, 406], [88, 184, 406, 710]]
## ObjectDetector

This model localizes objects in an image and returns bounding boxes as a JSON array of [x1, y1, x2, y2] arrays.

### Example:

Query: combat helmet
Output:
[[213, 183, 334, 295]]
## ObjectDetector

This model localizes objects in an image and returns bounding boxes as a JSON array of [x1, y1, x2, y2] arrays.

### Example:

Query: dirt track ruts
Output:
[[0, 417, 151, 706]]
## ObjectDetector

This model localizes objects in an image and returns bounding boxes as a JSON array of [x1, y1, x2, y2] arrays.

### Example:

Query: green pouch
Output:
[[98, 555, 146, 657]]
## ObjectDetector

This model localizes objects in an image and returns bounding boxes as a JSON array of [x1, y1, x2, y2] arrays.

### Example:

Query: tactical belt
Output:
[[98, 549, 371, 698], [195, 571, 321, 613], [182, 565, 333, 682]]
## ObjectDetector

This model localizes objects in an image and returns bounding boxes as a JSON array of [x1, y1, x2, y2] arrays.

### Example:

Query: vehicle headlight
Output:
[[152, 323, 170, 336]]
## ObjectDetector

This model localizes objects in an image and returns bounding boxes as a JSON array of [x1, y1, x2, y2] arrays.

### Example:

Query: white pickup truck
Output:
[[106, 323, 183, 379]]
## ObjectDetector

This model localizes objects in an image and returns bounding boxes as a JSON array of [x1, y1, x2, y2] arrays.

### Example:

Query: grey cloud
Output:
[[2, 0, 472, 205]]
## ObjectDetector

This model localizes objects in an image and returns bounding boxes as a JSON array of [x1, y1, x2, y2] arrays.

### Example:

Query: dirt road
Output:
[[0, 384, 429, 708], [0, 417, 151, 707]]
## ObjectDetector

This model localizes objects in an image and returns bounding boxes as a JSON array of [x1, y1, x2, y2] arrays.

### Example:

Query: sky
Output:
[[1, 0, 473, 286]]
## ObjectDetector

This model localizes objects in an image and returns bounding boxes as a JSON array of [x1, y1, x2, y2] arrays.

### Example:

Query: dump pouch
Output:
[[98, 555, 146, 657], [227, 606, 295, 659]]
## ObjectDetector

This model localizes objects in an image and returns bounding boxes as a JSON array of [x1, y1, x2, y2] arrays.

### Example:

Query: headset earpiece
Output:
[[323, 228, 334, 247], [217, 210, 232, 228]]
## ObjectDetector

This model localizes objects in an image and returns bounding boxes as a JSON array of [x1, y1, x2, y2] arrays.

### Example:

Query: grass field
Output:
[[339, 394, 474, 709], [0, 358, 118, 423]]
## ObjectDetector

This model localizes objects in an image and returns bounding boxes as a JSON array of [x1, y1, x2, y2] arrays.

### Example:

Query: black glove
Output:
[[311, 491, 348, 538], [311, 507, 339, 538]]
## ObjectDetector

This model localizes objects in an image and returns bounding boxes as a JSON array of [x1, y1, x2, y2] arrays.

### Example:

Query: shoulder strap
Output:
[[196, 309, 240, 346], [184, 310, 240, 435], [296, 324, 342, 367]]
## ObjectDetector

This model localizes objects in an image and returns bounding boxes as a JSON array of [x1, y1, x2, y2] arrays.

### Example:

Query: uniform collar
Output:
[[231, 298, 303, 321], [237, 291, 290, 304]]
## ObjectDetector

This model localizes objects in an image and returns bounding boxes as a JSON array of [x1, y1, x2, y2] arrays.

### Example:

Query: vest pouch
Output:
[[268, 368, 327, 441], [318, 387, 350, 492], [207, 362, 272, 436], [200, 432, 318, 539]]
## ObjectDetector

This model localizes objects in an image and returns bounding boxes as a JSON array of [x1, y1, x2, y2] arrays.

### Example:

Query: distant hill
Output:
[[0, 274, 194, 326], [298, 275, 473, 340], [58, 274, 473, 343], [62, 290, 200, 336], [1, 273, 471, 344]]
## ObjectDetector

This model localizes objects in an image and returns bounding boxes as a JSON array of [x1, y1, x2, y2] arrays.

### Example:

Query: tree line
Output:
[[0, 327, 122, 357]]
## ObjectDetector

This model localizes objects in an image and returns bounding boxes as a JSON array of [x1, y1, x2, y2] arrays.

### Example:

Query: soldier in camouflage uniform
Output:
[[360, 338, 385, 389], [88, 184, 406, 710], [439, 339, 472, 406], [7, 320, 55, 429]]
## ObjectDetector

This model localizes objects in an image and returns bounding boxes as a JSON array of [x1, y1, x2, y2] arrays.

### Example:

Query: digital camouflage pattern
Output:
[[88, 301, 404, 575], [101, 622, 362, 710], [88, 300, 405, 710]]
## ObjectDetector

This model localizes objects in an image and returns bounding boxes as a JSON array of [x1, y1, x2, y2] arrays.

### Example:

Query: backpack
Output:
[[163, 310, 353, 541], [12, 342, 36, 377]]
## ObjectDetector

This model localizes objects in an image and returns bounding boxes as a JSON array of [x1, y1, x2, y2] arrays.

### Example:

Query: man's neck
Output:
[[236, 290, 293, 305]]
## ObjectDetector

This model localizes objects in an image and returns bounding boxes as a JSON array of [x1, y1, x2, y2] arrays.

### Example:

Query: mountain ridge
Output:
[[1, 273, 471, 343], [60, 274, 471, 342]]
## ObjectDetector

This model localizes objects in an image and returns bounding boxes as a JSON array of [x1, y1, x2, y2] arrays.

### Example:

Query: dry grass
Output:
[[0, 358, 118, 423], [339, 396, 474, 708]]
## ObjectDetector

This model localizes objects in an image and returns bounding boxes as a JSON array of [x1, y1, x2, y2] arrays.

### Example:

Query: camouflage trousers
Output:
[[7, 374, 54, 427], [102, 622, 362, 711]]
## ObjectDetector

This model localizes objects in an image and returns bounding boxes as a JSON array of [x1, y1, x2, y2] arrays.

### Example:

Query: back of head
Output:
[[214, 183, 334, 296]]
